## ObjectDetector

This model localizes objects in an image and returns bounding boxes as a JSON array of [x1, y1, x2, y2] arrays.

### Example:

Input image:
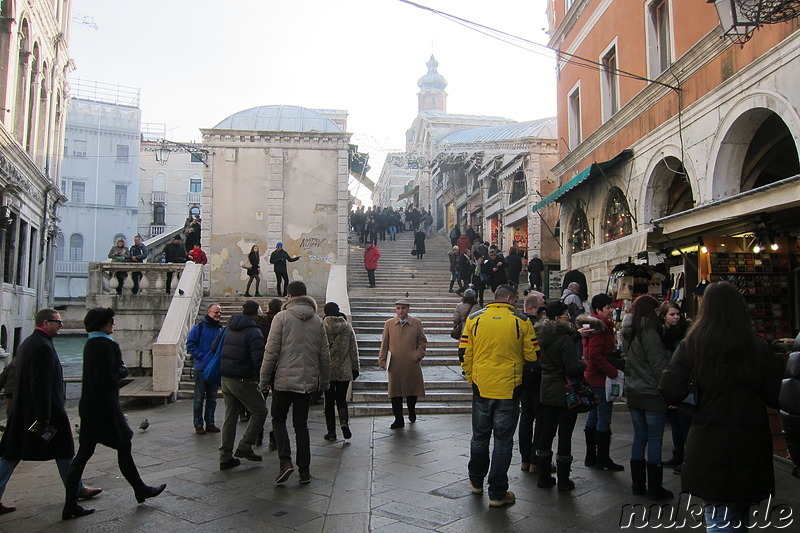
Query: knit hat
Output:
[[84, 307, 115, 332], [276, 242, 283, 247], [324, 302, 341, 317], [463, 289, 477, 299]]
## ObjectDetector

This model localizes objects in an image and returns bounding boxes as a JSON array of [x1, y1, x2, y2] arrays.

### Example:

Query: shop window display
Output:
[[603, 188, 633, 242], [570, 208, 591, 253]]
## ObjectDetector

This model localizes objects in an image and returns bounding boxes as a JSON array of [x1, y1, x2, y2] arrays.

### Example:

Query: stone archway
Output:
[[642, 151, 696, 224], [710, 92, 800, 200]]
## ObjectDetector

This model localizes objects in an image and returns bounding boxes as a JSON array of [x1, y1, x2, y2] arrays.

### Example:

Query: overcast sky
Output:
[[69, 0, 557, 202]]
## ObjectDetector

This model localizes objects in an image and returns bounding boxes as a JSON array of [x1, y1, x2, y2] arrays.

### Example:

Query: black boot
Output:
[[536, 450, 556, 488], [407, 396, 417, 423], [135, 483, 167, 504], [390, 397, 404, 429], [254, 281, 261, 297], [595, 431, 624, 471], [339, 407, 352, 439], [630, 459, 647, 496], [646, 463, 674, 500], [663, 449, 683, 467], [324, 413, 337, 441], [584, 427, 597, 467], [556, 455, 575, 492]]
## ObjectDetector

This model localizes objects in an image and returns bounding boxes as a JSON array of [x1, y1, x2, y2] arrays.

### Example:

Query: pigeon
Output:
[[411, 273, 415, 279], [405, 291, 409, 297], [139, 418, 150, 431], [178, 289, 185, 296]]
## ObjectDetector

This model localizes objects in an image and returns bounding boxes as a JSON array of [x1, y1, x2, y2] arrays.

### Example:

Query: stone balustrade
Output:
[[88, 262, 190, 295]]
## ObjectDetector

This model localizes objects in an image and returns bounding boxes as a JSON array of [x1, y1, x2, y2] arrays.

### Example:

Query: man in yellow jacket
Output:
[[460, 284, 539, 508]]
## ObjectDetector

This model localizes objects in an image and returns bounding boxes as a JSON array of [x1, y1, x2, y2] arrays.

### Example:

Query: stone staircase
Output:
[[348, 230, 473, 416]]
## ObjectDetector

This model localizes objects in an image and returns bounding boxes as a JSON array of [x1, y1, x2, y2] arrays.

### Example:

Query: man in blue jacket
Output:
[[186, 303, 223, 435]]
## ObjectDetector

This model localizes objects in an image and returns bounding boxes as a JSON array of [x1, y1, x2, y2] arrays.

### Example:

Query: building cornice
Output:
[[552, 26, 728, 178]]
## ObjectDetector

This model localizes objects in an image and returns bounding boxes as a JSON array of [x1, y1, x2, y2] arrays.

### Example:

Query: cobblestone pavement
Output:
[[1, 399, 798, 532]]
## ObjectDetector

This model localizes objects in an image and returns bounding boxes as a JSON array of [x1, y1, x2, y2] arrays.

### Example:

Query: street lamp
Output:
[[709, 0, 800, 46], [155, 141, 172, 165]]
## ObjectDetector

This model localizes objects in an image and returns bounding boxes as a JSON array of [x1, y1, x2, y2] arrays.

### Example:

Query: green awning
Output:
[[531, 149, 633, 212]]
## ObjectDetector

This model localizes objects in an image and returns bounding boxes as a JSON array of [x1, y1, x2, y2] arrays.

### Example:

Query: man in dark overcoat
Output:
[[0, 309, 101, 514]]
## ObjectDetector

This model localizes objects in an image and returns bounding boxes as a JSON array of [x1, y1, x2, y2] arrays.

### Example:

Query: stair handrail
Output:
[[325, 264, 350, 319], [151, 262, 204, 396]]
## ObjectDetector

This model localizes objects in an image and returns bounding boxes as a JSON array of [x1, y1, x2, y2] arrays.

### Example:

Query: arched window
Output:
[[69, 233, 83, 262], [741, 113, 800, 191], [603, 188, 633, 242], [189, 205, 200, 218], [569, 207, 591, 253], [153, 204, 166, 225]]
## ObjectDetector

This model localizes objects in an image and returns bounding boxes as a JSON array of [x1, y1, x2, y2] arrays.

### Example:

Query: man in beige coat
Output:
[[378, 299, 427, 429]]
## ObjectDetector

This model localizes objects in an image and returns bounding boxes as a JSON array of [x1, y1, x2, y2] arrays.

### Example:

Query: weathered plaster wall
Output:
[[204, 133, 349, 297]]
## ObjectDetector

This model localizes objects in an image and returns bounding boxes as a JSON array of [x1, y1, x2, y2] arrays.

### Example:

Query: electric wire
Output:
[[396, 0, 680, 91]]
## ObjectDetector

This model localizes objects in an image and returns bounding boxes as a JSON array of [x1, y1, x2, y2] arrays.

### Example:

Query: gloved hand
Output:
[[258, 381, 270, 394]]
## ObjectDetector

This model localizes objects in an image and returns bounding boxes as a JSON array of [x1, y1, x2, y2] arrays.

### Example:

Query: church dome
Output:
[[417, 55, 447, 92], [213, 105, 342, 133]]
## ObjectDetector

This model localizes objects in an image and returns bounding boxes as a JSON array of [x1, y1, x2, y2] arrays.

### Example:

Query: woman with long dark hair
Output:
[[62, 308, 165, 519], [660, 282, 782, 531], [657, 301, 691, 471], [622, 295, 672, 500], [245, 245, 261, 297]]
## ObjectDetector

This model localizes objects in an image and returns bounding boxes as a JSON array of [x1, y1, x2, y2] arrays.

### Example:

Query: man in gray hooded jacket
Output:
[[260, 281, 330, 485]]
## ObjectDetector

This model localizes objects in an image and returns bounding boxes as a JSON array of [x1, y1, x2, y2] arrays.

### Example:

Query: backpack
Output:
[[202, 327, 227, 387]]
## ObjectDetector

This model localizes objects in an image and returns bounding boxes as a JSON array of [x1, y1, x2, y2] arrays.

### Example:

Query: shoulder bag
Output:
[[565, 375, 599, 413]]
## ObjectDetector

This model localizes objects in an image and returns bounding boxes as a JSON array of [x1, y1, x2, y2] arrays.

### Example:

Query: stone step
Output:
[[351, 402, 472, 417], [352, 390, 472, 403]]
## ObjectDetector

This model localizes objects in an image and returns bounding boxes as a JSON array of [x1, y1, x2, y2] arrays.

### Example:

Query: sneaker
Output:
[[206, 424, 220, 433], [324, 432, 337, 441], [220, 458, 241, 471], [299, 471, 311, 484], [488, 490, 516, 507], [468, 479, 484, 495], [234, 449, 262, 462], [0, 503, 17, 514], [341, 424, 352, 440], [276, 462, 294, 484], [195, 426, 206, 435]]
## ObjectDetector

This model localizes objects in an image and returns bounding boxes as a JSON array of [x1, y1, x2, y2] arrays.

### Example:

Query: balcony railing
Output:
[[87, 262, 189, 296], [152, 191, 167, 203], [55, 261, 89, 276], [150, 224, 166, 237], [187, 192, 201, 204]]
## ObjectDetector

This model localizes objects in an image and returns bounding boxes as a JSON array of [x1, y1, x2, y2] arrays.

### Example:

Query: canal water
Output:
[[53, 334, 86, 379]]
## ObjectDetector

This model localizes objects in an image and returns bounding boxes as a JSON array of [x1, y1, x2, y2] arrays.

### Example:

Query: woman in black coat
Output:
[[413, 230, 426, 259], [534, 301, 585, 492], [63, 308, 166, 520], [244, 245, 261, 297], [659, 282, 782, 531]]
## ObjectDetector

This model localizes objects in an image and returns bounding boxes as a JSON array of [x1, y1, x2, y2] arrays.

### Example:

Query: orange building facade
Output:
[[540, 0, 800, 336]]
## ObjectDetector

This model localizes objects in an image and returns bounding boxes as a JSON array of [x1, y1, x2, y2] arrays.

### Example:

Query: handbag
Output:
[[450, 323, 462, 340], [411, 248, 417, 255], [240, 259, 252, 269], [605, 370, 625, 402], [565, 376, 599, 413]]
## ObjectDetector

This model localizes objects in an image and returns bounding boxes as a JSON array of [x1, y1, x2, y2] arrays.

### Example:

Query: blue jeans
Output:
[[0, 457, 83, 500], [194, 373, 219, 427], [629, 407, 667, 464], [585, 386, 614, 432], [704, 501, 750, 532], [468, 392, 520, 500], [389, 226, 397, 240]]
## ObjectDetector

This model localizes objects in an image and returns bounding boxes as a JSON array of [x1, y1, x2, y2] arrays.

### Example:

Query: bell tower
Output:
[[417, 55, 447, 113]]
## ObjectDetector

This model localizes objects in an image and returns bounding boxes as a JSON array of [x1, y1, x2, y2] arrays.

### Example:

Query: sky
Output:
[[68, 0, 558, 204]]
